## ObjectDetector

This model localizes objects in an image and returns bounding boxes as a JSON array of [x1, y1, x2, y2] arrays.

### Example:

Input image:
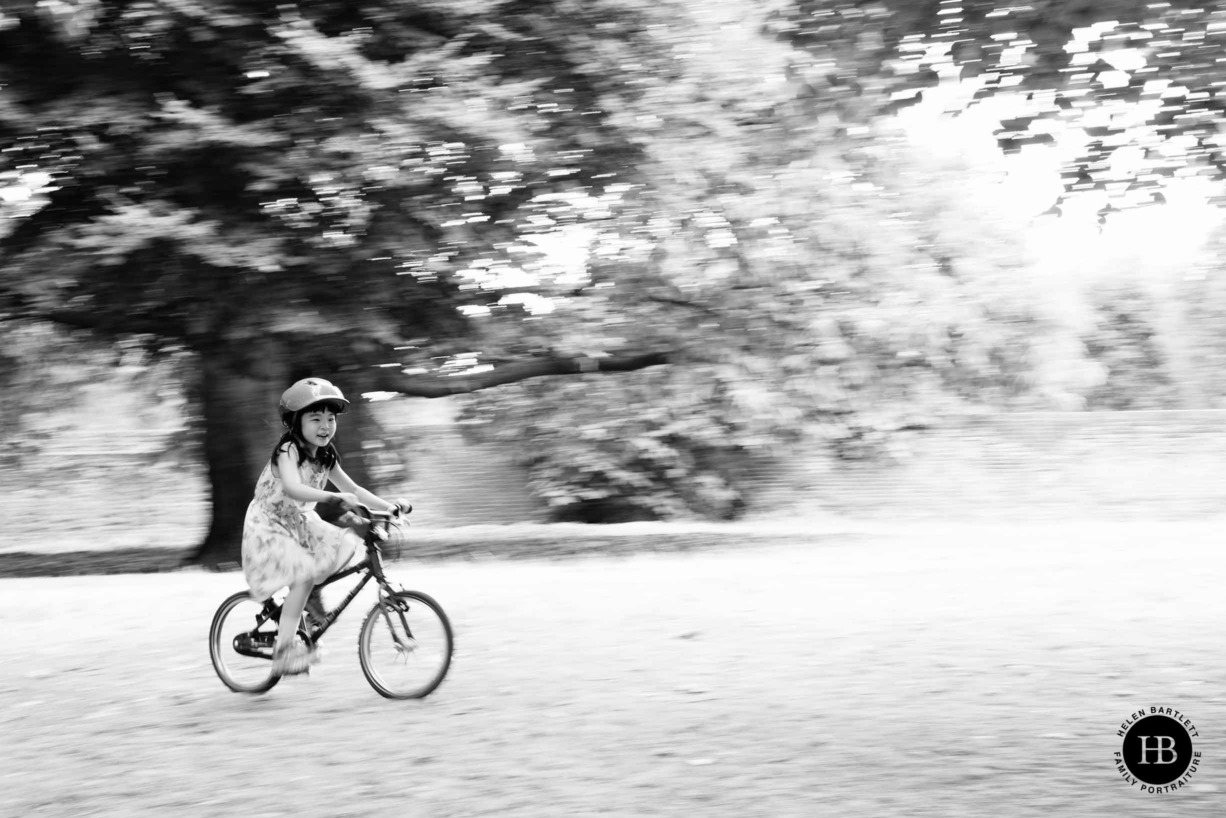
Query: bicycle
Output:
[[208, 506, 453, 698]]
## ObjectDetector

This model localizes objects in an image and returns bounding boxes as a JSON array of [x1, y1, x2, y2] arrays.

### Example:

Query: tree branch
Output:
[[644, 293, 721, 315], [368, 351, 671, 398], [0, 301, 186, 339]]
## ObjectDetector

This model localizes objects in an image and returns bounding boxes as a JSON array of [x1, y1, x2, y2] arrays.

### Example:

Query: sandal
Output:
[[271, 642, 312, 677]]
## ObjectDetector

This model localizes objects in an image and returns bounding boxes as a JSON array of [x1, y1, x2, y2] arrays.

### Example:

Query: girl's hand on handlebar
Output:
[[335, 492, 361, 510], [392, 499, 412, 516]]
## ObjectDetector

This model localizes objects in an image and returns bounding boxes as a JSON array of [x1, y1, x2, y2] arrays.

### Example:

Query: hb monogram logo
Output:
[[1115, 709, 1201, 794], [1136, 735, 1179, 765]]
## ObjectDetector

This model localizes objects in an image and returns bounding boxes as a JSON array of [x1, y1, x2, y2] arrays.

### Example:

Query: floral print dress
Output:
[[241, 448, 358, 602]]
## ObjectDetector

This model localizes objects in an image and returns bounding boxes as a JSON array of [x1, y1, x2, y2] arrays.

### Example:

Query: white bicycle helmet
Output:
[[278, 377, 350, 419]]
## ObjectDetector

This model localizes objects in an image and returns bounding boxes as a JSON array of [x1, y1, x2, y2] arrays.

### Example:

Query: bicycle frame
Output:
[[259, 511, 403, 645], [303, 559, 375, 642]]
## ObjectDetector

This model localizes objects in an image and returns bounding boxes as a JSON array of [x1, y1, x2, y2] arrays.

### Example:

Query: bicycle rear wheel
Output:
[[209, 591, 282, 694], [358, 591, 453, 699]]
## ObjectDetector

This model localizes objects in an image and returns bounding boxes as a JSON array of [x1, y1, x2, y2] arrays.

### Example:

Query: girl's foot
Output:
[[272, 642, 312, 677]]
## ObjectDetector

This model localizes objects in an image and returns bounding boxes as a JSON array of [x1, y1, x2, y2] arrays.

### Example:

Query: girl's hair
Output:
[[269, 401, 345, 471]]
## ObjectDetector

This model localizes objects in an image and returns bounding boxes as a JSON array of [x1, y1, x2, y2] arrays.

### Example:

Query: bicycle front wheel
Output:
[[358, 591, 453, 699], [209, 591, 281, 694]]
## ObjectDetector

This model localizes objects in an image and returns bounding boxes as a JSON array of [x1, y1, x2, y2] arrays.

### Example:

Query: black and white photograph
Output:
[[0, 1, 1221, 815]]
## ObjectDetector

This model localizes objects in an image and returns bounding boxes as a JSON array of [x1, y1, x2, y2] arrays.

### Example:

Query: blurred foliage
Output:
[[461, 369, 758, 522], [0, 322, 105, 444], [4, 0, 1226, 528], [457, 0, 1182, 520], [0, 0, 667, 365], [0, 320, 190, 466], [773, 0, 1226, 205], [1081, 289, 1175, 410]]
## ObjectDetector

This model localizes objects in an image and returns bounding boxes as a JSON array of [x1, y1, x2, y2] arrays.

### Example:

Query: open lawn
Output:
[[0, 521, 1222, 817]]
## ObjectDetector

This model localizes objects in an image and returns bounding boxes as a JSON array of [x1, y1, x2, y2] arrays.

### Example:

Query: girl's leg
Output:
[[277, 580, 311, 646], [303, 536, 358, 644], [273, 580, 313, 675]]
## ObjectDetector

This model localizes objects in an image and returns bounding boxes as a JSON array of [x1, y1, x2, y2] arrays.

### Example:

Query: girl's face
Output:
[[298, 407, 338, 453]]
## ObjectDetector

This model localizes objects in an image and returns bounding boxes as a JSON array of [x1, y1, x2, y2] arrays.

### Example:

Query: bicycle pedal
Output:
[[234, 632, 275, 659]]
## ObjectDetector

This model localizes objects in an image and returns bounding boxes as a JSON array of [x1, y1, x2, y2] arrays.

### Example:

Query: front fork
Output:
[[377, 588, 416, 653]]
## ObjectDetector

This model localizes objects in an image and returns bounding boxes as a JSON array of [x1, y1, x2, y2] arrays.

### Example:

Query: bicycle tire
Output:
[[357, 591, 453, 699], [209, 591, 283, 694]]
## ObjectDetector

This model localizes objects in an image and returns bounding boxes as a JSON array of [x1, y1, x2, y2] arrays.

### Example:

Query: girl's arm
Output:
[[277, 446, 359, 507], [328, 462, 404, 513]]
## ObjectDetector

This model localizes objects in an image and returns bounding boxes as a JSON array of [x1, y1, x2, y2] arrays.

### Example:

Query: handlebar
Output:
[[341, 503, 411, 550], [349, 503, 411, 522]]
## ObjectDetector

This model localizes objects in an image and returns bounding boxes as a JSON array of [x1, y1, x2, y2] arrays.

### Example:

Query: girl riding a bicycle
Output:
[[243, 377, 408, 677]]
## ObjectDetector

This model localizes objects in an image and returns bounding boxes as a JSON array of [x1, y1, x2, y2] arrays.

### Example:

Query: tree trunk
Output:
[[190, 342, 288, 569]]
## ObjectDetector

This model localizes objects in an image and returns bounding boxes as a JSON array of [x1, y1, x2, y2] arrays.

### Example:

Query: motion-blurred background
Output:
[[3, 0, 1226, 566]]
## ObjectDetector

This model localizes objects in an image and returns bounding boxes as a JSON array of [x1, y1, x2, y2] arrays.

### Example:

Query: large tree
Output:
[[0, 0, 681, 565]]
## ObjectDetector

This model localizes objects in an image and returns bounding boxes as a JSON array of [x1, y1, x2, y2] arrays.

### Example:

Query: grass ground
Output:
[[1, 524, 1221, 817]]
